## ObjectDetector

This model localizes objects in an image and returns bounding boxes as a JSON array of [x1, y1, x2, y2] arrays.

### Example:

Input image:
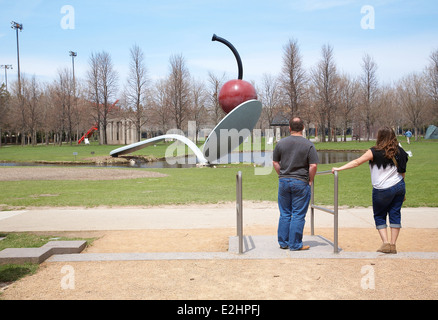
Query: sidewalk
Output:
[[0, 203, 437, 232]]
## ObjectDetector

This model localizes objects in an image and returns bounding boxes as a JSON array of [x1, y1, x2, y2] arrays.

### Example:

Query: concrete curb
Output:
[[47, 251, 438, 262], [2, 235, 436, 264], [46, 235, 438, 262]]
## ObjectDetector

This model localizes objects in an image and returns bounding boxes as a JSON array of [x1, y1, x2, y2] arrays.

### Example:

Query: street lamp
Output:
[[11, 21, 23, 95], [69, 51, 77, 122], [69, 51, 77, 85], [0, 65, 12, 92]]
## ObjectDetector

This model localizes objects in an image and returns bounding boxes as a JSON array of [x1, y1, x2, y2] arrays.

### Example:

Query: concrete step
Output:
[[0, 241, 87, 265]]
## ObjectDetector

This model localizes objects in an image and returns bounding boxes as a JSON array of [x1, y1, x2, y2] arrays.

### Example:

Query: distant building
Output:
[[104, 118, 138, 145], [270, 111, 290, 140]]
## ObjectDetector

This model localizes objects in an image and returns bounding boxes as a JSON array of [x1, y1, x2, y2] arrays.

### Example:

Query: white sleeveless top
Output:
[[369, 147, 408, 190]]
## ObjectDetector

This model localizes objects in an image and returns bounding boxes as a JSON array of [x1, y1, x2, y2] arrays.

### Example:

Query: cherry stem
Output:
[[212, 34, 243, 80]]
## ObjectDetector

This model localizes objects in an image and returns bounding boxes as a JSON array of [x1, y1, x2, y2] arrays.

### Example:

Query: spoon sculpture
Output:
[[110, 35, 262, 165]]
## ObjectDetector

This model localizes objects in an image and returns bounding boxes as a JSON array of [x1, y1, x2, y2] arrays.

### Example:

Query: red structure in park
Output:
[[77, 100, 119, 144]]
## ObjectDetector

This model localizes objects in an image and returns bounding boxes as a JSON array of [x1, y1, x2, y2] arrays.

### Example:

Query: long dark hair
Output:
[[375, 127, 399, 159]]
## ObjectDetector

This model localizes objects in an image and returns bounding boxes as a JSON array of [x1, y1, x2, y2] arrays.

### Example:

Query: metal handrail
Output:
[[236, 171, 243, 254], [310, 170, 339, 253]]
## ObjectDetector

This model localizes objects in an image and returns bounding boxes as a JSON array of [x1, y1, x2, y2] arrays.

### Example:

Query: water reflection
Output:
[[0, 151, 361, 169], [316, 151, 360, 165], [210, 150, 360, 166]]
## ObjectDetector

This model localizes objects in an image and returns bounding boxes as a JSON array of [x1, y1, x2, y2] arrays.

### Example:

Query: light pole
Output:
[[69, 51, 77, 145], [11, 21, 23, 95], [69, 51, 77, 86], [0, 65, 12, 92]]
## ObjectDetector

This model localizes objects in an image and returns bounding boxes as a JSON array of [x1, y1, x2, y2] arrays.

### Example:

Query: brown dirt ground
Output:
[[2, 226, 437, 300]]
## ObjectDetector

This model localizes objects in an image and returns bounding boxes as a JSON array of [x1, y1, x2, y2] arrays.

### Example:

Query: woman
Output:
[[332, 127, 408, 254]]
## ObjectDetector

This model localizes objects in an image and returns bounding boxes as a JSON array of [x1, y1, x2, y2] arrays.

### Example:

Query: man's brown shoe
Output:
[[299, 245, 310, 251]]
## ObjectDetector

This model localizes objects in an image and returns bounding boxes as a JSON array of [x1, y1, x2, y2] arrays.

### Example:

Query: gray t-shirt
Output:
[[273, 135, 319, 181]]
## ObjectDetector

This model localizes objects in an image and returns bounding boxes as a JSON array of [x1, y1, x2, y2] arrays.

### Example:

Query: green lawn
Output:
[[0, 141, 172, 162], [314, 139, 438, 207], [0, 138, 437, 208]]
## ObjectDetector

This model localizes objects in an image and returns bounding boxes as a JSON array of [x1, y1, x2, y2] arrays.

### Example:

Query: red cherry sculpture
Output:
[[219, 79, 257, 114], [212, 34, 257, 114]]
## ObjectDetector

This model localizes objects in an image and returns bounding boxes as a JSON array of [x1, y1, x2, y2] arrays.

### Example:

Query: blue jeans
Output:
[[372, 179, 405, 229], [277, 178, 311, 250]]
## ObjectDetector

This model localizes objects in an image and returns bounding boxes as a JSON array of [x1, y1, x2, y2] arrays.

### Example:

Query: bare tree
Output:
[[207, 71, 225, 125], [44, 83, 59, 144], [425, 49, 438, 124], [8, 77, 27, 145], [87, 51, 119, 144], [126, 44, 149, 142], [190, 78, 207, 143], [40, 84, 55, 145], [397, 73, 429, 140], [0, 83, 11, 147], [310, 44, 339, 142], [99, 52, 119, 144], [280, 38, 307, 118], [150, 78, 171, 134], [167, 54, 191, 130], [259, 73, 281, 129], [71, 81, 89, 143], [375, 85, 398, 128], [87, 52, 101, 142], [359, 54, 379, 141], [22, 75, 43, 146], [54, 68, 75, 145], [337, 74, 359, 141]]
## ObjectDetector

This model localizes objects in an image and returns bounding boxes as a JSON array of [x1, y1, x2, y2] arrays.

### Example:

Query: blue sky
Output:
[[0, 0, 437, 89]]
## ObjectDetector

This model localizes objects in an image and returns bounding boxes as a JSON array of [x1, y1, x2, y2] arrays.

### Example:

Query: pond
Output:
[[0, 151, 361, 169]]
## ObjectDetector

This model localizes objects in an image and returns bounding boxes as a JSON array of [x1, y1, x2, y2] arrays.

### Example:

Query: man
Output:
[[272, 117, 318, 251], [404, 130, 412, 144]]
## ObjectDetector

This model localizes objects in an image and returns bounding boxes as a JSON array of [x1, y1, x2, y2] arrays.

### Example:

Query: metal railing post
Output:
[[334, 170, 339, 253], [310, 170, 339, 254], [236, 171, 243, 254], [310, 182, 315, 236]]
